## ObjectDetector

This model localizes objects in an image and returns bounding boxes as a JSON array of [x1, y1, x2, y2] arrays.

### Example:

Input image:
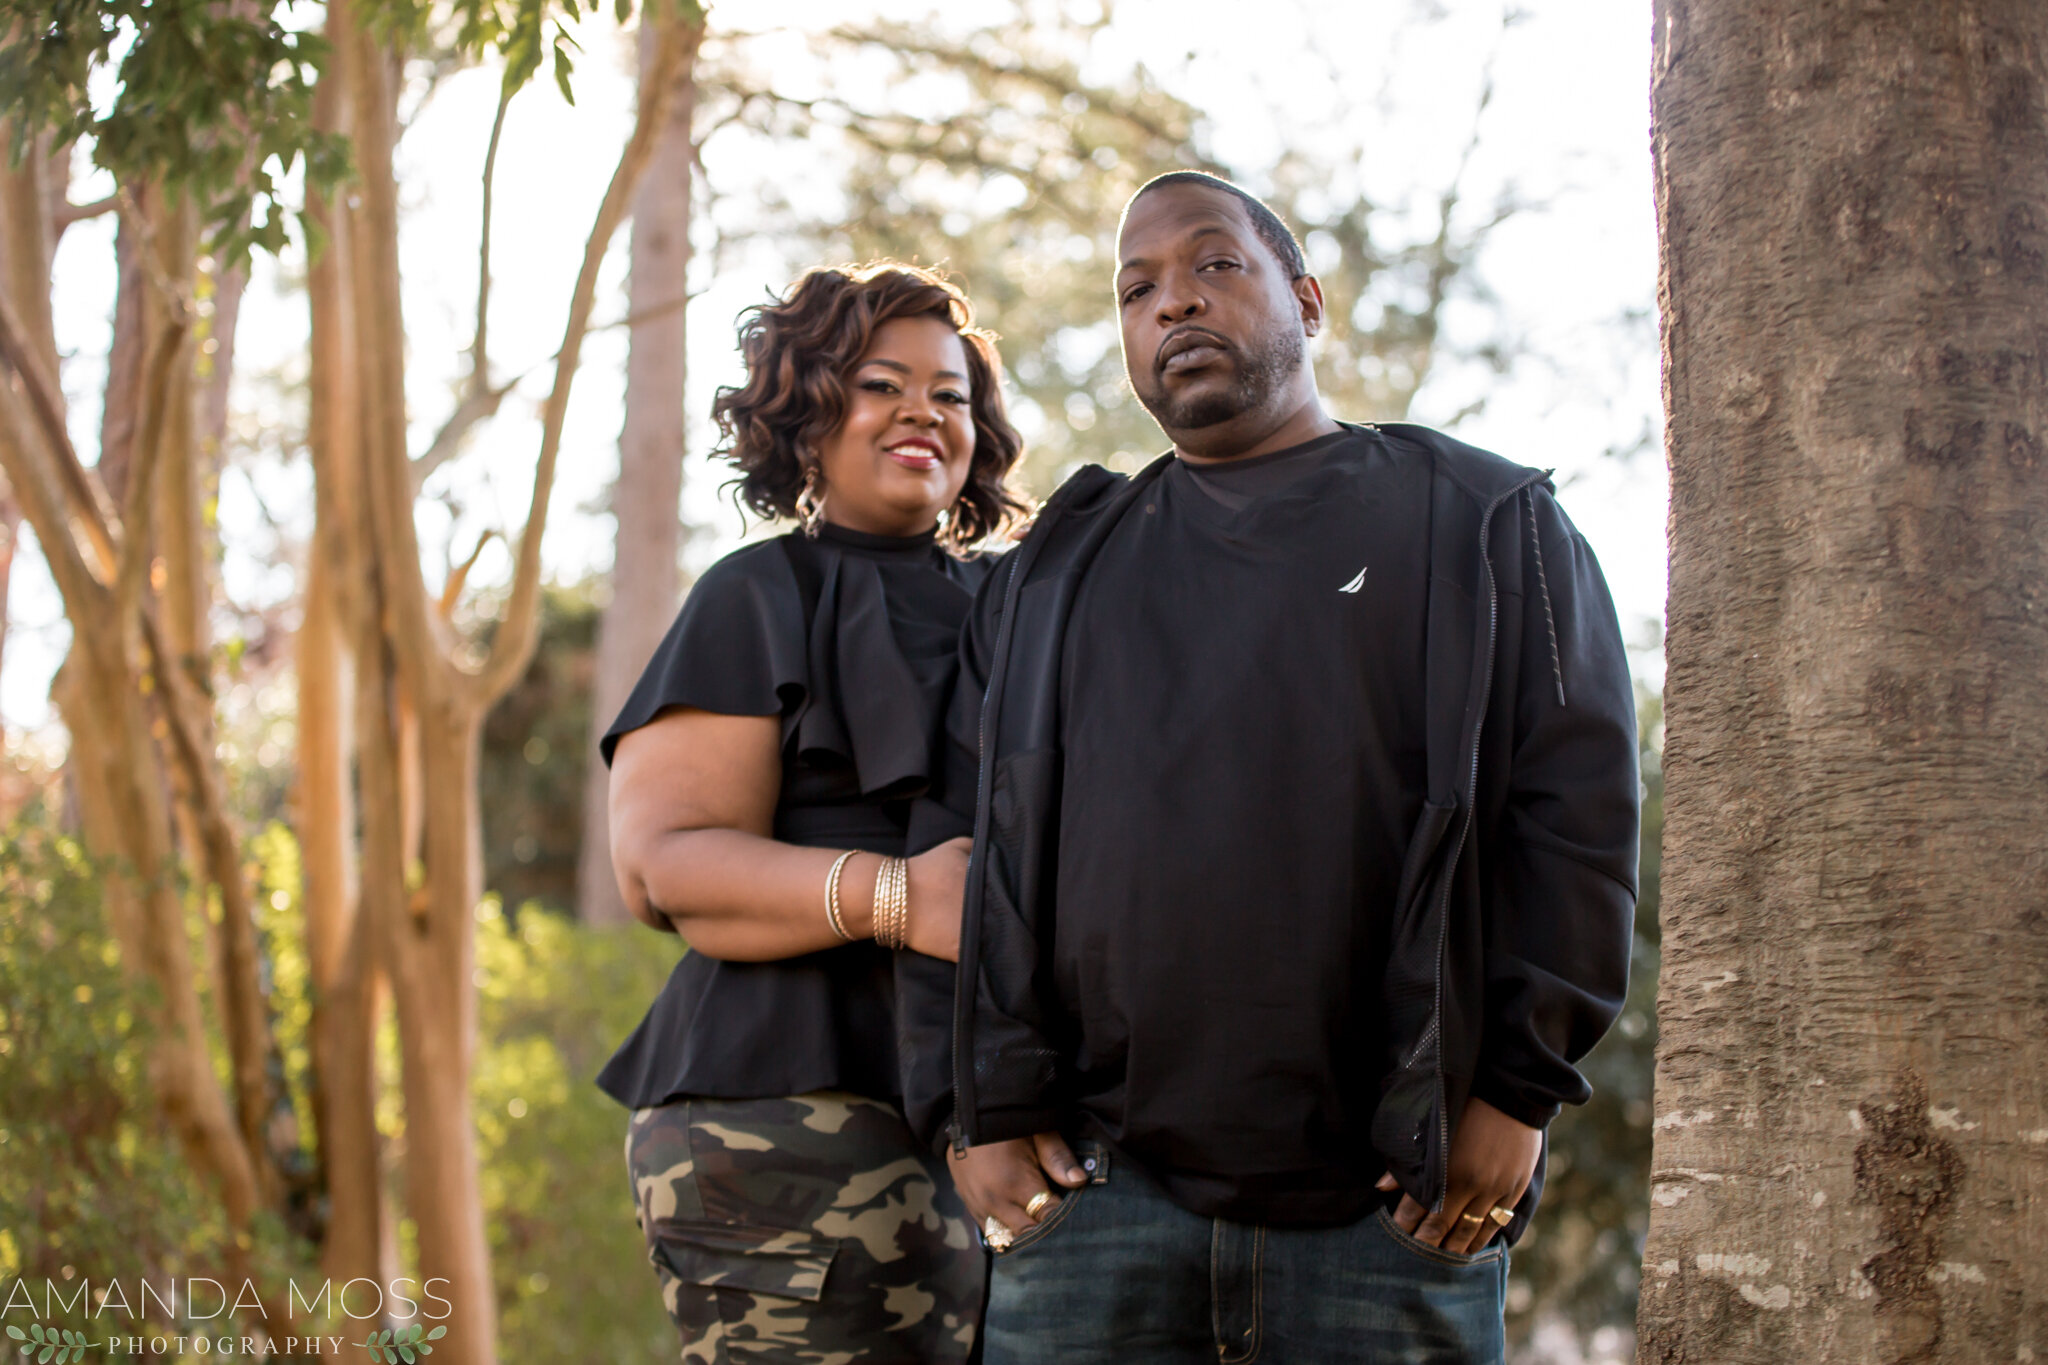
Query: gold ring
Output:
[[1487, 1206, 1515, 1228], [982, 1216, 1013, 1252], [1024, 1191, 1053, 1219], [1456, 1211, 1485, 1225]]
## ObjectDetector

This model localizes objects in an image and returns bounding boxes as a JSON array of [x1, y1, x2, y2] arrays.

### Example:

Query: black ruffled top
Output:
[[595, 522, 993, 1109]]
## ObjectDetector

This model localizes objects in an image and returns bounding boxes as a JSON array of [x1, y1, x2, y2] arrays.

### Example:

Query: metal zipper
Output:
[[1427, 474, 1545, 1210]]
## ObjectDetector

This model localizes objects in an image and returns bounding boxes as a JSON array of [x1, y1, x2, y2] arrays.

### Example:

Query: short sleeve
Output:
[[599, 543, 808, 767]]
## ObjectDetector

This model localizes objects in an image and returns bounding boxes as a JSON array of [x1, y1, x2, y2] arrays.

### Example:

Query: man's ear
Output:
[[1295, 274, 1327, 338]]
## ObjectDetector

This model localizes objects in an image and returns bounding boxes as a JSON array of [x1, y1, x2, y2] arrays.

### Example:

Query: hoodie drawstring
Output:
[[1525, 487, 1567, 708]]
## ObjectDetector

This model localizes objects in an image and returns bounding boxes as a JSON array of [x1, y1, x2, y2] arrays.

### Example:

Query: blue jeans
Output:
[[981, 1143, 1506, 1365]]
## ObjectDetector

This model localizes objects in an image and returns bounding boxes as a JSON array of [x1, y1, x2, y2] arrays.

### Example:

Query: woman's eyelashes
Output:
[[858, 377, 970, 405]]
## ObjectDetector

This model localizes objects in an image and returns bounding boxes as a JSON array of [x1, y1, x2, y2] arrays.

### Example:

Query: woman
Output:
[[599, 262, 1026, 1364]]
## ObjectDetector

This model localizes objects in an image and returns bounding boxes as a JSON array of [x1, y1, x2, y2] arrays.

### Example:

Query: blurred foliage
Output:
[[471, 895, 683, 1361], [478, 583, 600, 917], [251, 821, 327, 1240], [701, 1, 1521, 496], [0, 800, 319, 1335], [0, 0, 348, 262], [1505, 684, 1662, 1346]]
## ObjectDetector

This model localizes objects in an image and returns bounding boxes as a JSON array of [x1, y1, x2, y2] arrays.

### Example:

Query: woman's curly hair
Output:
[[712, 262, 1029, 550]]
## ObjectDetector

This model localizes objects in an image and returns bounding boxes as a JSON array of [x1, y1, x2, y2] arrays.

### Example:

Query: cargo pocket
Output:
[[650, 1219, 840, 1302]]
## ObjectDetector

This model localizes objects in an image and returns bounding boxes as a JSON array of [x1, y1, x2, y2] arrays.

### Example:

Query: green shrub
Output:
[[472, 897, 684, 1359], [0, 802, 313, 1338]]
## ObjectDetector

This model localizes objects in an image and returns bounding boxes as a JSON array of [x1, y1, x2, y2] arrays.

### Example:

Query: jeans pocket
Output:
[[995, 1182, 1085, 1257], [1372, 1207, 1505, 1270]]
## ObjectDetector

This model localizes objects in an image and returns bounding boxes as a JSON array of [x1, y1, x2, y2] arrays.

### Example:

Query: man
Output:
[[900, 171, 1639, 1363]]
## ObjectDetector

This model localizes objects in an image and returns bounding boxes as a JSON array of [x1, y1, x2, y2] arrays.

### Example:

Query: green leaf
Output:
[[399, 1348, 415, 1364], [5, 1328, 22, 1341], [426, 1326, 447, 1340], [37, 1344, 52, 1364], [552, 43, 576, 105], [415, 1348, 432, 1357], [27, 1329, 43, 1344]]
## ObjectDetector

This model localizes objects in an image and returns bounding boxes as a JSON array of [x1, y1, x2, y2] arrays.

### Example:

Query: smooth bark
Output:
[[301, 49, 386, 1290], [1642, 4, 2048, 1361], [578, 18, 702, 926], [326, 2, 706, 1357]]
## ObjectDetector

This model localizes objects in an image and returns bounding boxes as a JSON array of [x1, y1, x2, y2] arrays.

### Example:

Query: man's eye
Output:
[[1121, 284, 1151, 305], [1200, 259, 1239, 273]]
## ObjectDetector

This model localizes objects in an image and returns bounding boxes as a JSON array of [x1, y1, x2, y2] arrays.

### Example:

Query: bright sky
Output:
[[3, 0, 1664, 737]]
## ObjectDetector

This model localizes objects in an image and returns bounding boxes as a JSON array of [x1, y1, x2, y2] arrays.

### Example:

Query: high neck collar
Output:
[[814, 519, 941, 558]]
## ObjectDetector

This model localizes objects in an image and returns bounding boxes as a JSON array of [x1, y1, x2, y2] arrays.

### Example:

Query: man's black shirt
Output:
[[1052, 425, 1430, 1225]]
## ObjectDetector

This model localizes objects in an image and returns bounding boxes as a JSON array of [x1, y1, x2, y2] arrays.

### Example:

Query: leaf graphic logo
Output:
[[1338, 566, 1368, 594]]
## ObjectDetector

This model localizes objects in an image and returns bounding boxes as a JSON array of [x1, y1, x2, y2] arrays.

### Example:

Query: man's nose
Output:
[[1153, 276, 1205, 324]]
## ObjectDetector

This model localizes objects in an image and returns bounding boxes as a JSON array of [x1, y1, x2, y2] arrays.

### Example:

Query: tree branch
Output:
[[0, 281, 119, 581], [0, 373, 102, 614], [55, 193, 118, 230], [471, 82, 514, 400], [468, 11, 706, 706], [409, 372, 521, 491], [438, 529, 497, 622], [113, 322, 191, 626], [826, 24, 1216, 169]]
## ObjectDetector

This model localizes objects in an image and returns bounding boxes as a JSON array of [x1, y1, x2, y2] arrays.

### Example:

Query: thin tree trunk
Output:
[[100, 210, 147, 502], [1640, 5, 2048, 1362], [0, 124, 58, 372], [0, 482, 16, 685], [330, 1, 503, 1354], [127, 187, 284, 1210], [302, 50, 386, 1289], [198, 254, 248, 464], [578, 20, 701, 927], [0, 306, 275, 1325], [323, 5, 704, 1357]]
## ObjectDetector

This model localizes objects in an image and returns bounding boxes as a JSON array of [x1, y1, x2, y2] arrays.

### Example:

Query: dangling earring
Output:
[[796, 461, 827, 538]]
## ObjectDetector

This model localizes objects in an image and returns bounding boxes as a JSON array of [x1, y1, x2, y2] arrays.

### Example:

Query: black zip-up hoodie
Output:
[[898, 422, 1639, 1236]]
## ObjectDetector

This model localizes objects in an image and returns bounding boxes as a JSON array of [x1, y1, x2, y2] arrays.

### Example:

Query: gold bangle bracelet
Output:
[[824, 850, 858, 942], [896, 856, 910, 948], [876, 855, 909, 950], [874, 858, 892, 949], [895, 856, 909, 949]]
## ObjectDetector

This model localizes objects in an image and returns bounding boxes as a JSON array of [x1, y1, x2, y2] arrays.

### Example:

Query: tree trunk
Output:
[[99, 210, 147, 502], [1640, 5, 2048, 1362], [2, 107, 304, 1335], [0, 311, 277, 1334], [0, 482, 16, 686], [325, 3, 502, 1355], [315, 5, 704, 1356], [577, 20, 700, 927], [302, 47, 386, 1286]]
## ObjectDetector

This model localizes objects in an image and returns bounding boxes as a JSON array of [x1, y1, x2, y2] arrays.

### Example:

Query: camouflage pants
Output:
[[627, 1092, 984, 1364]]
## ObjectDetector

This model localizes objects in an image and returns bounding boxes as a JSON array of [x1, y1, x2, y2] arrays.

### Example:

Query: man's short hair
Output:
[[1126, 171, 1307, 281]]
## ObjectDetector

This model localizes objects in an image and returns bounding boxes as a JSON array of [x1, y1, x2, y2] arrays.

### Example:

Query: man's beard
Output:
[[1133, 325, 1304, 430]]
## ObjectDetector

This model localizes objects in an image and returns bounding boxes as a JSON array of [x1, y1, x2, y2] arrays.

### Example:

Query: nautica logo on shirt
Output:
[[1338, 566, 1368, 593]]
